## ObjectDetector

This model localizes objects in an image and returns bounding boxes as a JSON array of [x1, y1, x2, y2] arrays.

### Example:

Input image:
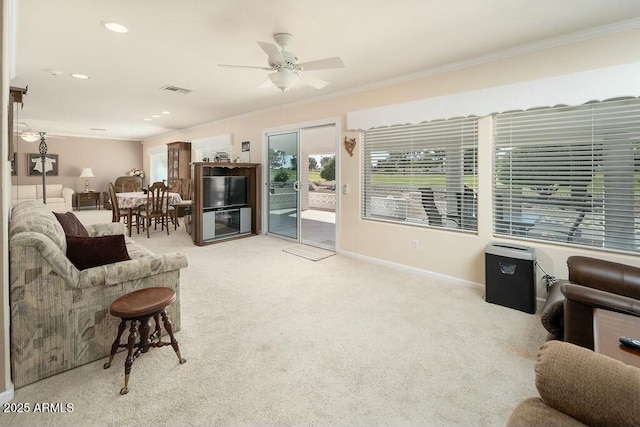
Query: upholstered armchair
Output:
[[541, 256, 640, 346], [507, 340, 640, 426]]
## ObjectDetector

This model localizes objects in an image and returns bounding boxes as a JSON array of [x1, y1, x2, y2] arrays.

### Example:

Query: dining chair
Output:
[[108, 182, 139, 233], [170, 179, 192, 229], [138, 181, 171, 237]]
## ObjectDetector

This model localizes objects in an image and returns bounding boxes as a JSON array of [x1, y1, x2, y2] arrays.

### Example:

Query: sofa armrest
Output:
[[507, 397, 586, 427], [534, 340, 640, 426], [77, 252, 188, 287], [85, 222, 125, 237], [62, 187, 75, 209], [10, 232, 79, 288]]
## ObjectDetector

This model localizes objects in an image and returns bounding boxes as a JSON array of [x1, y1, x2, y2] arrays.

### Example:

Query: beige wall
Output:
[[144, 28, 640, 290], [12, 135, 142, 195]]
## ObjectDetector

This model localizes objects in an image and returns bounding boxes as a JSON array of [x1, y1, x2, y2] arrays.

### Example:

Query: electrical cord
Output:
[[535, 261, 558, 290]]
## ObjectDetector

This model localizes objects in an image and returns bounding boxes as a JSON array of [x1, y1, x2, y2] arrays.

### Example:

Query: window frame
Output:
[[492, 98, 640, 254], [362, 117, 479, 232]]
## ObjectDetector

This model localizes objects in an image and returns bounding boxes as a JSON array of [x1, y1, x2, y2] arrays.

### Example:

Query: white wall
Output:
[[143, 27, 640, 292], [1, 0, 14, 404]]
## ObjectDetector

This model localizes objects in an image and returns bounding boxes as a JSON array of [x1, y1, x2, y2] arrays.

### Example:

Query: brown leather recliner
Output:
[[541, 256, 640, 348]]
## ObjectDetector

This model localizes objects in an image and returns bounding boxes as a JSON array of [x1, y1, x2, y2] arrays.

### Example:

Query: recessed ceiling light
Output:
[[162, 111, 171, 115], [151, 114, 161, 118], [144, 118, 152, 121], [102, 21, 128, 33], [71, 73, 89, 79]]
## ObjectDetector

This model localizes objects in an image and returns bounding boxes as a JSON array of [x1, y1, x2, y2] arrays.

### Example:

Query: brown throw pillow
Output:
[[54, 211, 89, 237], [66, 234, 130, 270]]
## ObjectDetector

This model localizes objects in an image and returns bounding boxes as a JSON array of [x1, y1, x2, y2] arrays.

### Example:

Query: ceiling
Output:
[[10, 0, 640, 141]]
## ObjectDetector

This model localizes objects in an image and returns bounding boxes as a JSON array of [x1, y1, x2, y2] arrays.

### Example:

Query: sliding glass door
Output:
[[265, 123, 337, 250], [299, 126, 336, 250], [267, 132, 299, 239]]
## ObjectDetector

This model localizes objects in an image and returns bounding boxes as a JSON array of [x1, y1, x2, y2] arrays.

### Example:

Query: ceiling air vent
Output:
[[160, 85, 193, 95]]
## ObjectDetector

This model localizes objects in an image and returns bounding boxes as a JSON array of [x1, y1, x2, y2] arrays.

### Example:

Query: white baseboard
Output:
[[337, 249, 483, 289], [338, 249, 546, 315], [0, 384, 15, 404]]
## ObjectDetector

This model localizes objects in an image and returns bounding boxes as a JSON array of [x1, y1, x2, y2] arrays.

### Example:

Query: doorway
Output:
[[265, 122, 337, 251]]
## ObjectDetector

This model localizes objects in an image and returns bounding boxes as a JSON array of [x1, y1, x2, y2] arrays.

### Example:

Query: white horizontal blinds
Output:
[[493, 98, 640, 253], [363, 117, 478, 231]]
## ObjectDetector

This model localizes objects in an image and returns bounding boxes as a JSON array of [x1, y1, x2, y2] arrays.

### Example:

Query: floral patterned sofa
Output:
[[9, 200, 188, 388]]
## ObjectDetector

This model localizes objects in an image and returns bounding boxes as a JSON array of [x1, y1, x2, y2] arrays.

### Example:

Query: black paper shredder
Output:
[[485, 242, 536, 314]]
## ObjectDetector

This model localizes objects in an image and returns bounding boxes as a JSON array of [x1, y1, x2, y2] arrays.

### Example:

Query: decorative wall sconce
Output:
[[344, 137, 356, 157]]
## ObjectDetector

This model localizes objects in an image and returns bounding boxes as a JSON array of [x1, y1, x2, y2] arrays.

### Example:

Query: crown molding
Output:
[[146, 17, 640, 142], [334, 17, 640, 96]]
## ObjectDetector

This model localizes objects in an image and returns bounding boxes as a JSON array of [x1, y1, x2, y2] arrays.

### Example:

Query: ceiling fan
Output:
[[218, 33, 345, 92], [16, 122, 65, 142], [15, 122, 40, 142]]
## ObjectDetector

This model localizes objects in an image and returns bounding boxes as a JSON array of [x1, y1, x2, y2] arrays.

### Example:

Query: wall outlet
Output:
[[411, 239, 419, 250]]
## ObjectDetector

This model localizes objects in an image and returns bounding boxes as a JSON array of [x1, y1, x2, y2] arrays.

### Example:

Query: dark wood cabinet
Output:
[[191, 162, 261, 246], [167, 141, 191, 185]]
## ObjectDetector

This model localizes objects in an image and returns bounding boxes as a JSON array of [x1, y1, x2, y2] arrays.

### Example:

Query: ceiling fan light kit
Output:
[[268, 69, 300, 92], [218, 33, 345, 92]]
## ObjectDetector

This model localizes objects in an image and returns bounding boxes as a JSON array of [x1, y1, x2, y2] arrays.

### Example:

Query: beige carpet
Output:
[[283, 244, 335, 261], [5, 209, 547, 426]]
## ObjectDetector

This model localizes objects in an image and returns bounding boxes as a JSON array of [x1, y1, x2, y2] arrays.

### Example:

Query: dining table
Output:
[[116, 191, 183, 236]]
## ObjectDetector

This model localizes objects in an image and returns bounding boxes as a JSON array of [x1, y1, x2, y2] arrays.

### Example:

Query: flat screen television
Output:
[[203, 176, 248, 209]]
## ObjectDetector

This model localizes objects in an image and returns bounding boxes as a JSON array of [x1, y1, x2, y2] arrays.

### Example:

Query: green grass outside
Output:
[[371, 174, 477, 189], [269, 169, 332, 184], [308, 170, 330, 183]]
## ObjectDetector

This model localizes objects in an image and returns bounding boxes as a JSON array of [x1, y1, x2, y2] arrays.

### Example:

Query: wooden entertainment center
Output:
[[191, 162, 261, 246]]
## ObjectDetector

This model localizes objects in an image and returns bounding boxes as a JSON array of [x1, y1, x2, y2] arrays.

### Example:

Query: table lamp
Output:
[[79, 168, 95, 193]]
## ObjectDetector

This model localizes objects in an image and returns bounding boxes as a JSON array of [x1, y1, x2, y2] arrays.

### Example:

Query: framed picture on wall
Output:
[[241, 141, 250, 163], [28, 153, 59, 176]]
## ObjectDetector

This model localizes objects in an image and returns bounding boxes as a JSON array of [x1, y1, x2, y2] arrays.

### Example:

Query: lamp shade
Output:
[[79, 168, 95, 178]]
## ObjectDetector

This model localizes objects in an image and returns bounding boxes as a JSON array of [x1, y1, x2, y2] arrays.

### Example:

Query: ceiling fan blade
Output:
[[256, 41, 284, 63], [18, 132, 40, 142], [217, 64, 272, 71], [296, 56, 345, 71], [300, 75, 329, 89]]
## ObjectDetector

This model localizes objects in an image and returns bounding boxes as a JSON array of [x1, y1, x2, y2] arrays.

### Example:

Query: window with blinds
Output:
[[363, 117, 478, 231], [493, 98, 640, 253], [149, 151, 167, 184]]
